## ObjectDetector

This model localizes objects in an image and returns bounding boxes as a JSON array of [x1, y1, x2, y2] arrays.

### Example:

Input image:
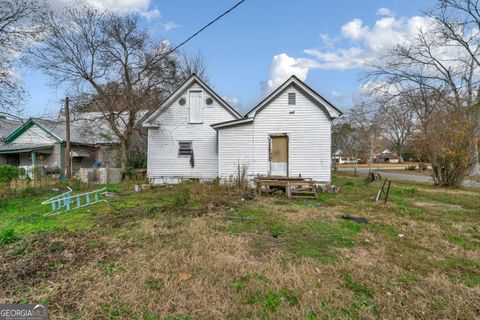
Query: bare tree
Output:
[[367, 44, 477, 186], [0, 0, 44, 111], [378, 98, 415, 162], [29, 3, 185, 172], [176, 50, 209, 83], [332, 121, 363, 174], [345, 103, 383, 166], [433, 0, 480, 176]]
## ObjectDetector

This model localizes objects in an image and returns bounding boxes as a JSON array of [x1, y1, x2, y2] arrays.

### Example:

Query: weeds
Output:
[[0, 228, 18, 245], [1, 176, 480, 319]]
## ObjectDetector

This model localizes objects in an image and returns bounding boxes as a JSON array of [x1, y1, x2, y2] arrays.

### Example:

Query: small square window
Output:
[[288, 92, 296, 105], [178, 141, 192, 156]]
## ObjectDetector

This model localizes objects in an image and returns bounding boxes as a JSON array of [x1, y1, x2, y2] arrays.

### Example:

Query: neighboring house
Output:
[[142, 75, 242, 183], [374, 149, 400, 164], [142, 74, 342, 184], [332, 150, 358, 164], [0, 118, 120, 176]]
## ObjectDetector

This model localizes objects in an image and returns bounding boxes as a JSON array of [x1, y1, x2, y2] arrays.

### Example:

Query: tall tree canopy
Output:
[[30, 3, 207, 171]]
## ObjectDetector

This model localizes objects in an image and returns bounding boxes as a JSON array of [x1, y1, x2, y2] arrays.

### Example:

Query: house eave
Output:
[[245, 75, 343, 120], [211, 117, 254, 130]]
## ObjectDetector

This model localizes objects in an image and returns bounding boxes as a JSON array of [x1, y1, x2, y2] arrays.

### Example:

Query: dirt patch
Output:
[[0, 231, 129, 304]]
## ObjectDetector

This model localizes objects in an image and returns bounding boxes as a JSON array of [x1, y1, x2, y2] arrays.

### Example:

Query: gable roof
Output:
[[7, 118, 63, 143], [141, 74, 242, 127], [245, 75, 343, 119], [6, 117, 118, 145], [0, 116, 23, 142]]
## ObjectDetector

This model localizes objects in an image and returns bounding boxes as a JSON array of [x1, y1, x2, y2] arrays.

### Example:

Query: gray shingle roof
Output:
[[33, 118, 118, 145], [0, 116, 23, 141]]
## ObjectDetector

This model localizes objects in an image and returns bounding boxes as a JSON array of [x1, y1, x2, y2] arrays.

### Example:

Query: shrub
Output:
[[0, 165, 19, 184], [128, 152, 147, 169], [405, 165, 417, 171]]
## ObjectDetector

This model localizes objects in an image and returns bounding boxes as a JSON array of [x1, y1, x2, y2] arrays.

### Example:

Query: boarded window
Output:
[[288, 92, 296, 105], [189, 90, 203, 123], [178, 141, 192, 156]]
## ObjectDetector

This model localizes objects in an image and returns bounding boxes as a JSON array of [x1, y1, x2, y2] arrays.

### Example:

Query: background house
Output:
[[332, 150, 359, 164], [0, 117, 120, 177], [373, 149, 401, 163]]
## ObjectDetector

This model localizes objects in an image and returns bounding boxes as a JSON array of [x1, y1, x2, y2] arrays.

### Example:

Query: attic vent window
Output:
[[179, 98, 186, 106], [288, 92, 296, 105], [189, 90, 203, 123], [205, 97, 213, 106], [178, 141, 192, 156]]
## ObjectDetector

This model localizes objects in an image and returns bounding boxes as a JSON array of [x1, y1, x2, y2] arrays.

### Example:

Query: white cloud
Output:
[[48, 0, 161, 19], [319, 33, 338, 48], [139, 8, 161, 20], [332, 90, 345, 101], [341, 18, 368, 40], [223, 96, 240, 109], [264, 12, 439, 100], [376, 7, 392, 16], [266, 53, 318, 92], [303, 15, 436, 71], [162, 21, 180, 32]]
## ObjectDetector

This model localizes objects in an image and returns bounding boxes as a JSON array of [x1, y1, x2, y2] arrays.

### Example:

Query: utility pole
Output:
[[64, 96, 72, 179]]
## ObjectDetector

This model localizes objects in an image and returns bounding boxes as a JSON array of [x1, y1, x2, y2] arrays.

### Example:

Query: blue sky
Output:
[[21, 0, 436, 116]]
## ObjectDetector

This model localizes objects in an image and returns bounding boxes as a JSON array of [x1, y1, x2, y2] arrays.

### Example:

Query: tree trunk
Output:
[[120, 138, 130, 177], [468, 139, 480, 177]]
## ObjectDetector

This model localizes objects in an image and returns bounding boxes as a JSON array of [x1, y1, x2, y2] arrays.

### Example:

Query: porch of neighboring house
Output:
[[0, 144, 55, 177]]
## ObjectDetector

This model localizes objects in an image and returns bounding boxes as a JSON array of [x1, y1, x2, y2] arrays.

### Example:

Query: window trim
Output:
[[178, 140, 193, 157]]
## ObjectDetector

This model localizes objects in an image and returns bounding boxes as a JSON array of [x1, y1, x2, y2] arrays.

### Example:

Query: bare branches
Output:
[[29, 3, 208, 170], [0, 0, 44, 111]]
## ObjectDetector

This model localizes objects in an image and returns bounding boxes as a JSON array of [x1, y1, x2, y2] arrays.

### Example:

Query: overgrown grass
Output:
[[1, 174, 479, 319]]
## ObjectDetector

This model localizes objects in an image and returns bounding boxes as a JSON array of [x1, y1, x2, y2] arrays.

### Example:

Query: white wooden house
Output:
[[141, 75, 242, 183], [213, 75, 342, 182], [142, 74, 342, 184]]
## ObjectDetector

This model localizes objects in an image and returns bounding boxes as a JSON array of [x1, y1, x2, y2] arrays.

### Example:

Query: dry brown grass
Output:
[[1, 176, 479, 319]]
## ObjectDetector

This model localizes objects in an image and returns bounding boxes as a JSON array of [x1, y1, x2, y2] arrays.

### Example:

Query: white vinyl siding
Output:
[[147, 82, 238, 183], [189, 90, 203, 123], [218, 86, 332, 183], [218, 123, 254, 181]]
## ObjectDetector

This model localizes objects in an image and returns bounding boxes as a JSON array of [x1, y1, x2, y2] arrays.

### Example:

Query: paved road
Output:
[[337, 167, 480, 188]]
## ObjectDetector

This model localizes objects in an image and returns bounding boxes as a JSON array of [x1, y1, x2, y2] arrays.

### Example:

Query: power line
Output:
[[159, 0, 247, 62]]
